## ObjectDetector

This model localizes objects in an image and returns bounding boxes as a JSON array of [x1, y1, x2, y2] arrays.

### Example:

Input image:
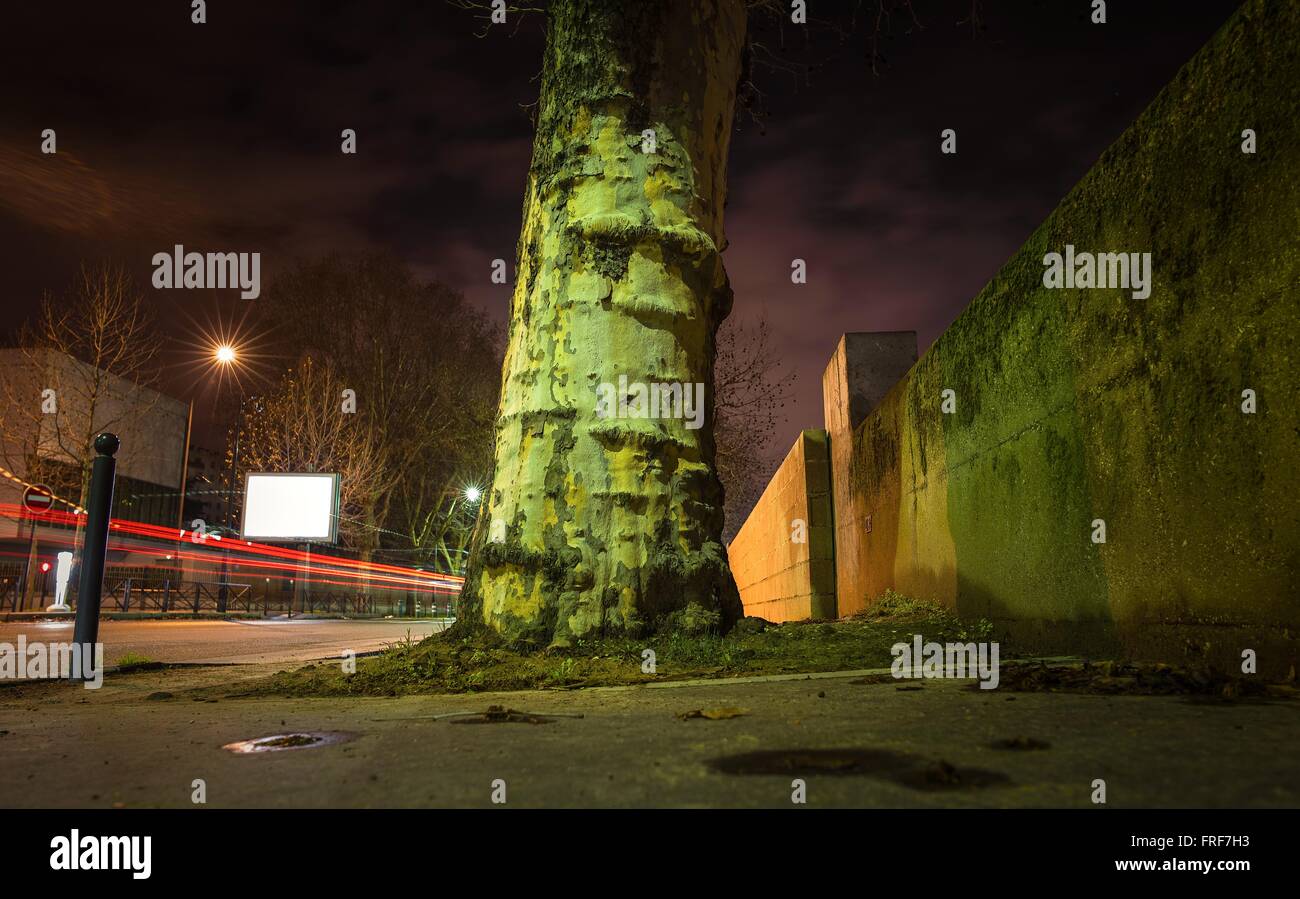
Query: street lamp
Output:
[[210, 342, 253, 614], [463, 486, 482, 503]]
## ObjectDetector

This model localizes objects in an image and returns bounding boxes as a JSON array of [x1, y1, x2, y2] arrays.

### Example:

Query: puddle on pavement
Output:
[[707, 748, 1009, 791], [222, 731, 355, 754]]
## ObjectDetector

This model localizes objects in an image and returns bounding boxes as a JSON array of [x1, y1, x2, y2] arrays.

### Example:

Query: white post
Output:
[[48, 551, 74, 612]]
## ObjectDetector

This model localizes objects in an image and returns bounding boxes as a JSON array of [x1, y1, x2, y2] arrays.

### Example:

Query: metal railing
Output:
[[1, 575, 19, 612], [104, 577, 251, 613], [100, 578, 455, 618], [3, 571, 455, 619]]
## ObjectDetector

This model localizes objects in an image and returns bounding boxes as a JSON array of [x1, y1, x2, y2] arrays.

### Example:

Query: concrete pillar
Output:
[[821, 332, 917, 616], [727, 430, 836, 623], [801, 431, 838, 620]]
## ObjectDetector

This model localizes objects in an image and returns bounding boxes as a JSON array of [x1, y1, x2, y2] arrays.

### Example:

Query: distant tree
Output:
[[253, 254, 501, 568], [235, 357, 390, 548], [396, 473, 482, 574], [713, 313, 794, 543]]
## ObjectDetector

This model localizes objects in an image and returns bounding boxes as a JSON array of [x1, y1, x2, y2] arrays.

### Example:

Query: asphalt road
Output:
[[0, 618, 447, 666]]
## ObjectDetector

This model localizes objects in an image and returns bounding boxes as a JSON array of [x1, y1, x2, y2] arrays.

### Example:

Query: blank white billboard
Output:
[[241, 472, 340, 542]]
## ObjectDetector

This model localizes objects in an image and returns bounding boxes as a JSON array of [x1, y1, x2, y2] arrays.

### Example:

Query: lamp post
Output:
[[213, 344, 251, 614]]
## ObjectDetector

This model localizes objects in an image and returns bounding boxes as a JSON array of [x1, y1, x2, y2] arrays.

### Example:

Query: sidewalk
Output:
[[2, 664, 1296, 808]]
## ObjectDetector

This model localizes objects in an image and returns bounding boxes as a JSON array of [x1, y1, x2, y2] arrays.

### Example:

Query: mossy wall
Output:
[[822, 332, 918, 616], [847, 0, 1298, 673]]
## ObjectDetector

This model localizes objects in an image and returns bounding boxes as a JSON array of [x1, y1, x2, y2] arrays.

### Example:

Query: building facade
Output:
[[0, 348, 190, 539]]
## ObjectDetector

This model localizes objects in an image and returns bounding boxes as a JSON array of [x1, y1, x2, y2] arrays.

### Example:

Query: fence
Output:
[[4, 570, 456, 619], [97, 577, 455, 618]]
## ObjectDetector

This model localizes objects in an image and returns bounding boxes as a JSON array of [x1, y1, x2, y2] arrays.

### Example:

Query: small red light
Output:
[[41, 562, 50, 572]]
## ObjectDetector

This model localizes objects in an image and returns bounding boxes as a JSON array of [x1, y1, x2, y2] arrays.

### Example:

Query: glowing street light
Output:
[[463, 486, 482, 503], [206, 338, 250, 615]]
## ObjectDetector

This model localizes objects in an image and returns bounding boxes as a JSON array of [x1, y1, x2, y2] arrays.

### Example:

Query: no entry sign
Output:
[[22, 484, 55, 514]]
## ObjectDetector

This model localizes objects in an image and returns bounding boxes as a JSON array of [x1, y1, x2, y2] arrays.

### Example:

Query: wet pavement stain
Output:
[[707, 748, 1010, 791], [894, 760, 1010, 791], [990, 736, 1052, 750], [708, 748, 915, 777]]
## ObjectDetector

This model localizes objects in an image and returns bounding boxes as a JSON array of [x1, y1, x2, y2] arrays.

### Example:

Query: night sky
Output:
[[0, 0, 1243, 453]]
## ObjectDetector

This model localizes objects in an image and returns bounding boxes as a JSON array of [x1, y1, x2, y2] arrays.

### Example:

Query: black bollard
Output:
[[72, 433, 119, 671]]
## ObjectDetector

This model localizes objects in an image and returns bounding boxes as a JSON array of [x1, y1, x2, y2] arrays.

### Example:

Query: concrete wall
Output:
[[822, 332, 917, 617], [728, 430, 835, 622], [842, 0, 1299, 672]]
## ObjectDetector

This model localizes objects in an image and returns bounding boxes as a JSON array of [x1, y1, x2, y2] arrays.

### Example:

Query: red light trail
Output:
[[0, 503, 463, 597]]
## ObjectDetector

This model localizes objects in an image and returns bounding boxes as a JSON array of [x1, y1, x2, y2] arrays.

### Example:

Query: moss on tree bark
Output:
[[458, 0, 748, 646]]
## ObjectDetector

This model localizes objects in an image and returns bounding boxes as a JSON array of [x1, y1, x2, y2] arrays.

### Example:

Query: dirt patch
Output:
[[219, 600, 1000, 698], [995, 660, 1298, 700]]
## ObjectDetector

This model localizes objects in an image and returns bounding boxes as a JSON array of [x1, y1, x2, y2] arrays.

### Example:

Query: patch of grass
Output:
[[858, 589, 942, 619], [226, 591, 1009, 698], [114, 652, 158, 671], [855, 589, 994, 639]]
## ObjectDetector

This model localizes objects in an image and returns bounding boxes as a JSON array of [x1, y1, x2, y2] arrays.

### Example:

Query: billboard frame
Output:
[[239, 471, 341, 544]]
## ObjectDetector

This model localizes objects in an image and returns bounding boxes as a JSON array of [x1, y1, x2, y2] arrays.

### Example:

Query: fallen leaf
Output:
[[679, 707, 748, 720]]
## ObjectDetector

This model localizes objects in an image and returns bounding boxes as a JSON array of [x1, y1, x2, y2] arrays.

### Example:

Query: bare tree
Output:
[[254, 254, 501, 567], [713, 313, 795, 542], [395, 470, 482, 573], [235, 356, 392, 550]]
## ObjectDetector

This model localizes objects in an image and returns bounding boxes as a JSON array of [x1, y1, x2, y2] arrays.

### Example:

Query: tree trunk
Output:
[[459, 0, 748, 646]]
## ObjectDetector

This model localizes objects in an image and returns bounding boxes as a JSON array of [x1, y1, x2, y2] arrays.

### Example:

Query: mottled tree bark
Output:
[[459, 0, 748, 645]]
